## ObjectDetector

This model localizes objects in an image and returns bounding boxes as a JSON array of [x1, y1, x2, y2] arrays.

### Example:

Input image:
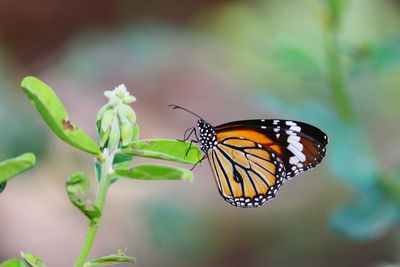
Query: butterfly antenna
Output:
[[168, 104, 203, 120]]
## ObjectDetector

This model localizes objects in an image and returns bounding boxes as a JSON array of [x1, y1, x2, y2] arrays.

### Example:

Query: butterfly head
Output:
[[197, 119, 217, 152]]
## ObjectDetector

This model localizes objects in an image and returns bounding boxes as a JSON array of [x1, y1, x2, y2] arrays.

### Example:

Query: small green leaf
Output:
[[21, 76, 100, 156], [20, 252, 46, 267], [0, 153, 36, 184], [0, 258, 25, 267], [116, 164, 193, 181], [84, 250, 135, 266], [119, 139, 202, 164], [66, 172, 101, 219]]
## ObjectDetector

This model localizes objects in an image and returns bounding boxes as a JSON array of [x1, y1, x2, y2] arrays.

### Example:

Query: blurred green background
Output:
[[1, 0, 400, 266]]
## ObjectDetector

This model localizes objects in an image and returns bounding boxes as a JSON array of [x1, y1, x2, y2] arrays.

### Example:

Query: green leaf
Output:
[[116, 164, 193, 181], [119, 139, 202, 164], [0, 153, 36, 184], [84, 250, 135, 266], [66, 172, 101, 219], [20, 252, 46, 267], [0, 258, 25, 267], [21, 76, 100, 156]]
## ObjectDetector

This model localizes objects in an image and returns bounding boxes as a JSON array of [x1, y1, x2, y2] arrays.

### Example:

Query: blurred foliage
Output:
[[205, 0, 400, 241], [348, 35, 400, 78], [143, 203, 215, 264], [0, 55, 47, 161]]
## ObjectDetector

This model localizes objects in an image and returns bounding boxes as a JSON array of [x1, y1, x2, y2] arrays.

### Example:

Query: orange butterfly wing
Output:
[[207, 136, 285, 208], [206, 119, 327, 208]]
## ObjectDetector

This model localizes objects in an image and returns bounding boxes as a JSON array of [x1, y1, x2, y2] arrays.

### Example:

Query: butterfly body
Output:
[[197, 119, 218, 152], [171, 105, 328, 208]]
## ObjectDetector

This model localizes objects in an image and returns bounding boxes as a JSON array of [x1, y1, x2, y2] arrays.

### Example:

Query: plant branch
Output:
[[73, 149, 115, 267], [323, 0, 356, 123]]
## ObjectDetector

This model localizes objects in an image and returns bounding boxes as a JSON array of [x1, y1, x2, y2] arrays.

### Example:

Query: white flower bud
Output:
[[98, 83, 137, 150], [108, 117, 121, 151], [118, 105, 136, 124], [120, 122, 133, 146], [101, 109, 115, 132], [100, 127, 111, 147]]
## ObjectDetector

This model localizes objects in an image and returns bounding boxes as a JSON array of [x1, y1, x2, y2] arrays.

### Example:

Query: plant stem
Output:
[[73, 150, 115, 267], [323, 0, 355, 123], [325, 31, 355, 122]]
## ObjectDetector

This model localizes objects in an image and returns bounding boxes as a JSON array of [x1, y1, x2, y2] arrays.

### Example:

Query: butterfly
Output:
[[170, 105, 328, 208]]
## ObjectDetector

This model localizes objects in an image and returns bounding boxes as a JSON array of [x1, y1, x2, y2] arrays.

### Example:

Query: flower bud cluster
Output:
[[96, 84, 139, 150]]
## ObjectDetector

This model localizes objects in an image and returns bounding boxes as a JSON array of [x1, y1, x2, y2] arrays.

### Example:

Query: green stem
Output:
[[73, 150, 115, 267], [323, 1, 355, 123]]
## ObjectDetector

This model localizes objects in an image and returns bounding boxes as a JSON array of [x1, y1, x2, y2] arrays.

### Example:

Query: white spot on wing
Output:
[[289, 156, 299, 164], [290, 126, 301, 132], [287, 136, 303, 151], [287, 144, 306, 162]]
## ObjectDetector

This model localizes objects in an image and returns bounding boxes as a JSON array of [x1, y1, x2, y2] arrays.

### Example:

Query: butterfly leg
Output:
[[185, 138, 199, 157], [190, 154, 208, 171], [176, 127, 196, 142]]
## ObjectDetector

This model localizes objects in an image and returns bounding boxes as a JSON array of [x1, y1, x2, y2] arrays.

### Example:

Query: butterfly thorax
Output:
[[197, 119, 218, 152]]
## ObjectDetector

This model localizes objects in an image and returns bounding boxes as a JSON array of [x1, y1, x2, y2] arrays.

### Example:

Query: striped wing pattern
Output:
[[215, 119, 328, 180], [205, 119, 327, 208], [207, 137, 285, 208]]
